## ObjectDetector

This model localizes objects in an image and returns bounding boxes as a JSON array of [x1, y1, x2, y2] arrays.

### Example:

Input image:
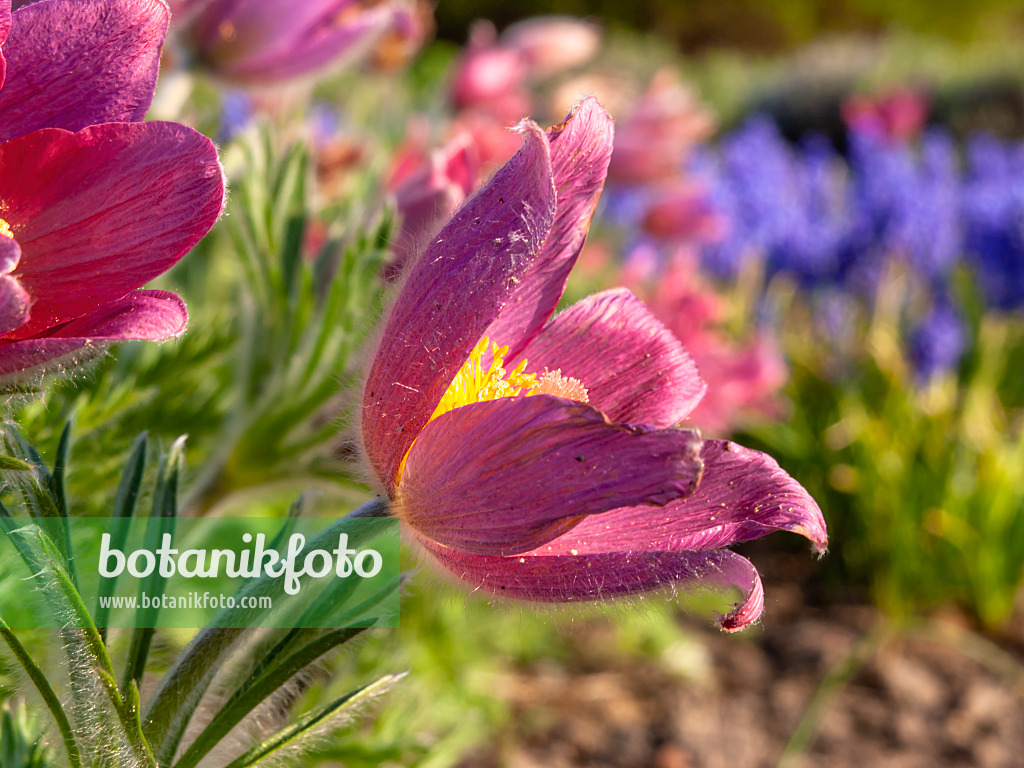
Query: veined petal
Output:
[[397, 395, 704, 556], [511, 288, 706, 428], [483, 97, 614, 357], [0, 122, 224, 339], [418, 539, 765, 631], [363, 122, 556, 492], [0, 2, 9, 94], [537, 440, 828, 554], [0, 1, 10, 45], [0, 290, 187, 385], [0, 0, 168, 143], [0, 275, 30, 336], [48, 289, 187, 340], [0, 234, 21, 275]]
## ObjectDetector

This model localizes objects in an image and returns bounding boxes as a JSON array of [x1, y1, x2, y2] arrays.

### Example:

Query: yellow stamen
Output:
[[396, 336, 590, 484], [0, 219, 13, 239]]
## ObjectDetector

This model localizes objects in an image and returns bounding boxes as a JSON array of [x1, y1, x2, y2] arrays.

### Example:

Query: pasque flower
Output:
[[361, 98, 826, 630], [172, 0, 406, 85], [385, 130, 479, 279], [0, 0, 225, 386]]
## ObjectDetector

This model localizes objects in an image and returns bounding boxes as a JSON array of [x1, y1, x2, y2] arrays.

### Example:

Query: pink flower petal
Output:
[[0, 2, 10, 45], [483, 97, 615, 358], [0, 289, 186, 384], [418, 538, 765, 631], [397, 395, 704, 556], [538, 439, 828, 555], [216, 2, 398, 84], [0, 234, 21, 275], [510, 287, 706, 428], [0, 0, 168, 144], [363, 122, 556, 492], [0, 121, 224, 340], [0, 275, 30, 336], [49, 289, 187, 340]]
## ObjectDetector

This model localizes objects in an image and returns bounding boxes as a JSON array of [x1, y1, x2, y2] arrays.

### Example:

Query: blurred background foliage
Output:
[[434, 0, 1024, 50]]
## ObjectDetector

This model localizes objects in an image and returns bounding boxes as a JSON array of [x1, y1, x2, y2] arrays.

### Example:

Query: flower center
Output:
[[0, 219, 13, 239], [396, 336, 589, 484]]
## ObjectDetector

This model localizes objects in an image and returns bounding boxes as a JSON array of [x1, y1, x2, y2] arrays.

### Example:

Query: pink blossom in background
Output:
[[608, 69, 716, 185], [367, 0, 433, 71], [0, 0, 225, 386], [641, 182, 726, 243], [500, 16, 600, 78], [633, 252, 788, 435], [449, 20, 531, 122], [451, 108, 525, 174], [385, 130, 480, 279], [842, 88, 930, 143], [173, 0, 410, 84], [361, 98, 825, 630]]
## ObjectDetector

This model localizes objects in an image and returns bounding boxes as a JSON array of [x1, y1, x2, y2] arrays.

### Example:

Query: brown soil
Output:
[[453, 552, 1024, 768]]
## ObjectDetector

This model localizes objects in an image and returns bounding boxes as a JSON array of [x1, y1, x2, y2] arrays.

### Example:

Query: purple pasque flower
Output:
[[1, 0, 168, 141], [0, 0, 225, 386], [360, 98, 826, 631], [175, 0, 405, 85]]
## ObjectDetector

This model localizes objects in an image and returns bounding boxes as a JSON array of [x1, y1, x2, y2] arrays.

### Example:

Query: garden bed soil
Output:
[[453, 550, 1024, 768]]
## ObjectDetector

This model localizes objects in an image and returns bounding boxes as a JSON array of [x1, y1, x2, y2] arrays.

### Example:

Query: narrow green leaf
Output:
[[96, 432, 148, 640], [5, 431, 68, 574], [220, 674, 404, 768], [51, 420, 76, 589], [0, 618, 83, 768], [2, 525, 157, 768], [172, 626, 370, 768], [0, 456, 32, 472], [123, 437, 184, 694], [142, 501, 389, 765]]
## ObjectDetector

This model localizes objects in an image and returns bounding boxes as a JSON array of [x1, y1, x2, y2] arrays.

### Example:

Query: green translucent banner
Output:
[[0, 516, 399, 629]]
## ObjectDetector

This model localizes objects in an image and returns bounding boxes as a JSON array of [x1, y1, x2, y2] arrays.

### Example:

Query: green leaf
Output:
[[142, 499, 389, 766], [0, 622, 81, 768], [1, 524, 156, 768], [123, 436, 184, 695], [96, 431, 148, 640], [0, 456, 32, 472], [220, 674, 405, 768]]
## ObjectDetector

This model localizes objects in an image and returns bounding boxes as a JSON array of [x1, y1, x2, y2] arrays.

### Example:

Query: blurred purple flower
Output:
[[908, 301, 966, 381], [449, 20, 530, 123], [385, 131, 479, 279], [607, 70, 715, 185], [501, 16, 600, 78], [175, 0, 406, 84], [360, 98, 826, 630], [961, 135, 1024, 310]]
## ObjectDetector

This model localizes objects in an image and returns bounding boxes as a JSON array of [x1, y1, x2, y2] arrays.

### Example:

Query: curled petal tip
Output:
[[717, 569, 764, 632], [511, 117, 544, 140]]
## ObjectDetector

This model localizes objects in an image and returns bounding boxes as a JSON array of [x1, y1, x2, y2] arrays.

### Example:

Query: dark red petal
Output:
[[0, 0, 168, 143], [397, 395, 703, 555], [362, 122, 555, 492], [511, 288, 706, 427], [538, 439, 828, 555], [0, 122, 223, 338], [419, 538, 766, 631], [483, 97, 614, 357]]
